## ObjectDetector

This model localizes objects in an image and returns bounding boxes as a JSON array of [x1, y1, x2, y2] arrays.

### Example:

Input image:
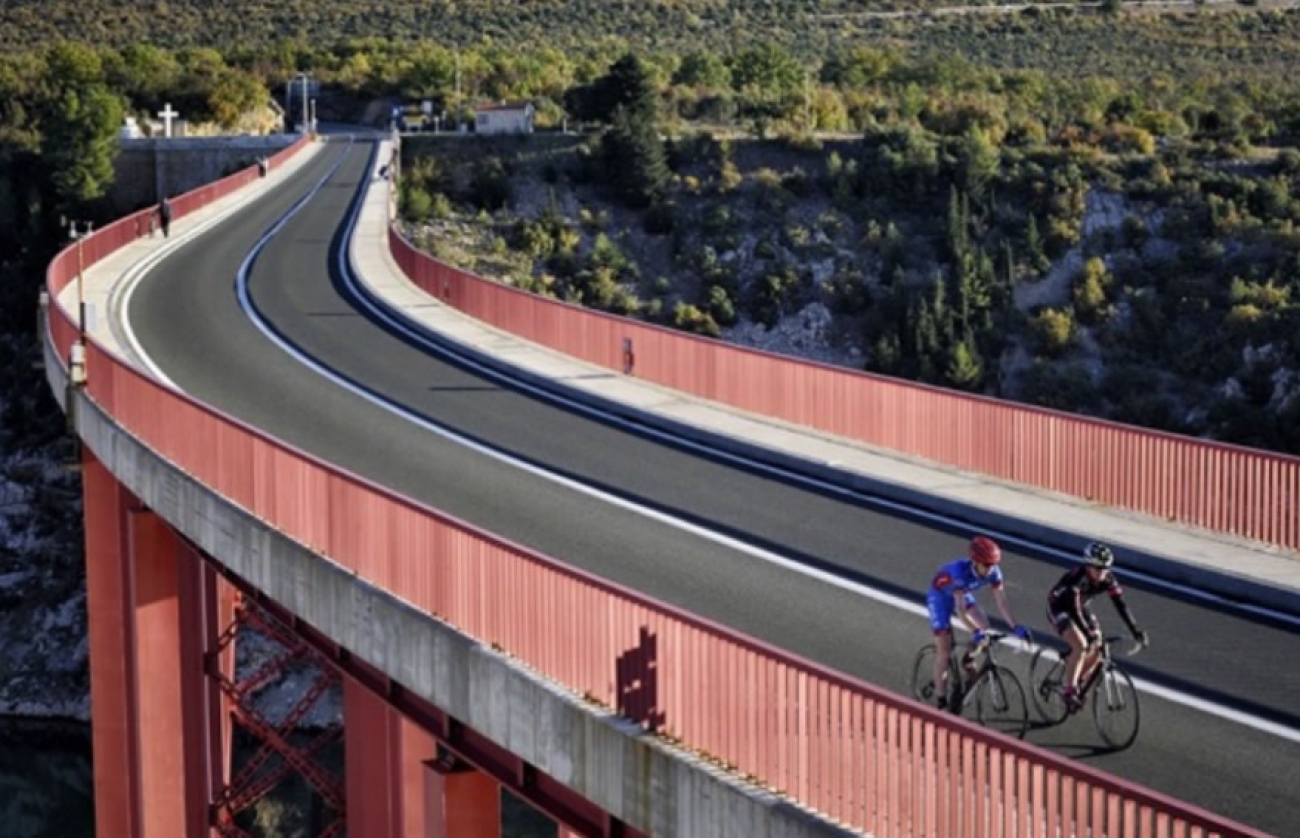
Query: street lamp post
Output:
[[293, 71, 312, 134], [286, 72, 313, 133], [60, 218, 93, 399], [66, 219, 93, 341]]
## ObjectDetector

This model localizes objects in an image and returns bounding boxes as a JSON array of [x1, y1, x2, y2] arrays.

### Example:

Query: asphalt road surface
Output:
[[125, 136, 1300, 836]]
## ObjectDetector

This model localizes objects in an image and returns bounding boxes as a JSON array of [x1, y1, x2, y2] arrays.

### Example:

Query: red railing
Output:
[[48, 309, 1267, 838], [390, 232, 1300, 553], [43, 146, 1269, 836]]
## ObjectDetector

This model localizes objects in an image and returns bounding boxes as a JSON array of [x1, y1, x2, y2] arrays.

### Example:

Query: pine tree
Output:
[[602, 53, 658, 122], [946, 186, 969, 262], [946, 336, 985, 392], [601, 106, 670, 208], [1025, 212, 1050, 273]]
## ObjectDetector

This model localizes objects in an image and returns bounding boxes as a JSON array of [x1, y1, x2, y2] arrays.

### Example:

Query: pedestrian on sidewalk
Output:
[[158, 196, 172, 238]]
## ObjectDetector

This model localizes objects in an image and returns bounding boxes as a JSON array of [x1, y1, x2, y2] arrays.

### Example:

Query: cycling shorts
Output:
[[927, 591, 977, 634], [1046, 601, 1099, 640]]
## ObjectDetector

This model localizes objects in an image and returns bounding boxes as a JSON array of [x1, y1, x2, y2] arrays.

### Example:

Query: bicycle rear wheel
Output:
[[910, 644, 960, 708], [969, 665, 1029, 739], [1092, 665, 1141, 750], [1029, 646, 1070, 725]]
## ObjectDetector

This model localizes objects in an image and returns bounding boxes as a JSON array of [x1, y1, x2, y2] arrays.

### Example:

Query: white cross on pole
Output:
[[158, 103, 179, 138]]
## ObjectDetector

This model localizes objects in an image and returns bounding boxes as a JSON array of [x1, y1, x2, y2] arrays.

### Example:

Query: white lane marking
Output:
[[333, 174, 1300, 632], [124, 137, 1300, 747], [114, 208, 261, 387], [117, 142, 348, 388]]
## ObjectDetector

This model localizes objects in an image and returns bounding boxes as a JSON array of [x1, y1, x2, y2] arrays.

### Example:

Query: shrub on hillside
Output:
[[1029, 307, 1075, 357], [672, 302, 721, 337]]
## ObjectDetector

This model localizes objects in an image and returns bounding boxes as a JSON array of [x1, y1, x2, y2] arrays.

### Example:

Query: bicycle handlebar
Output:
[[970, 630, 1034, 654], [1103, 634, 1147, 657]]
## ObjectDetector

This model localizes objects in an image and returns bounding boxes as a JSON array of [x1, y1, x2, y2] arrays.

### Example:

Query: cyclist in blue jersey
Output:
[[927, 535, 1030, 711]]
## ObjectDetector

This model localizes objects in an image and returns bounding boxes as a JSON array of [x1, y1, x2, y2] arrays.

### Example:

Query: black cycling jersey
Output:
[[1047, 564, 1140, 637]]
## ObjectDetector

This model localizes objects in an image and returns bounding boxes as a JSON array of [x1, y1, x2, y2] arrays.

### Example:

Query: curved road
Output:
[[126, 137, 1300, 836]]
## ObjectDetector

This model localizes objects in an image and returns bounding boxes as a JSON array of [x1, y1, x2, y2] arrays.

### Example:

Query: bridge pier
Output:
[[345, 679, 502, 837], [83, 452, 234, 838], [83, 449, 618, 838], [427, 761, 501, 838]]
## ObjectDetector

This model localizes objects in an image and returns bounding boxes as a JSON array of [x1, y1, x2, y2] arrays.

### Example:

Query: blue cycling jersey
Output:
[[930, 558, 1003, 597], [926, 558, 1005, 634]]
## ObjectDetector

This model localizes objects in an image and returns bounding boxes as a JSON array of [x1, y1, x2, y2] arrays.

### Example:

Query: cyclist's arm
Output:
[[958, 593, 989, 633], [1108, 589, 1143, 638], [990, 585, 1019, 630]]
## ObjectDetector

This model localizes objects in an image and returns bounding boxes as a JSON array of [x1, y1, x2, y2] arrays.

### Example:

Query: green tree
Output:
[[1072, 256, 1112, 323], [945, 336, 985, 391], [1025, 212, 1050, 273], [955, 126, 999, 200], [820, 46, 898, 89], [673, 52, 730, 89], [41, 84, 123, 208], [869, 330, 903, 375], [730, 42, 803, 133], [109, 43, 181, 106], [43, 41, 104, 88], [601, 106, 670, 208], [603, 53, 658, 120], [208, 69, 268, 127], [566, 52, 657, 124], [1030, 307, 1075, 357], [729, 43, 802, 100]]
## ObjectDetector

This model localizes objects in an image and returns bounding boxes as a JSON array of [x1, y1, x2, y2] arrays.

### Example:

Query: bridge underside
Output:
[[81, 449, 636, 838]]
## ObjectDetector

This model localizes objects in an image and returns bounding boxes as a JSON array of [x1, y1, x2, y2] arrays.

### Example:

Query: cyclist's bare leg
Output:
[[959, 602, 990, 678], [1078, 645, 1103, 690], [932, 631, 955, 707], [1061, 622, 1090, 690]]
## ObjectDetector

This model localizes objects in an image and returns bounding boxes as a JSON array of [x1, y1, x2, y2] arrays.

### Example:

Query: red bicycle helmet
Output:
[[970, 536, 1002, 566]]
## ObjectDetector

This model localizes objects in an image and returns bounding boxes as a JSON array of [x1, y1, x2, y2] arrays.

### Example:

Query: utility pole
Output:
[[454, 49, 461, 131]]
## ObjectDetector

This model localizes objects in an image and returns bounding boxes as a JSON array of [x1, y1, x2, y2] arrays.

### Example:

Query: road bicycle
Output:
[[910, 630, 1030, 739], [1029, 634, 1144, 750]]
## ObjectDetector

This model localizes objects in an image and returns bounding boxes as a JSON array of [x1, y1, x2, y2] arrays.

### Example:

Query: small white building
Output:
[[474, 100, 535, 135], [119, 116, 143, 140]]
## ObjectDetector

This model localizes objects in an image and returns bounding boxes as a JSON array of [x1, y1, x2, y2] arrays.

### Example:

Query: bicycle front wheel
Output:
[[1092, 665, 1141, 750], [970, 665, 1029, 739], [910, 644, 959, 707], [1029, 645, 1070, 725]]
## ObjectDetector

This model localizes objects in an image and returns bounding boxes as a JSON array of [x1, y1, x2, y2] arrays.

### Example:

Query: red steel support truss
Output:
[[203, 559, 643, 838], [208, 599, 345, 837]]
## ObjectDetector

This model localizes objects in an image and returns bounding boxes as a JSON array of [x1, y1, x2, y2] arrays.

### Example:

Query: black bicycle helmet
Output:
[[1084, 541, 1115, 568]]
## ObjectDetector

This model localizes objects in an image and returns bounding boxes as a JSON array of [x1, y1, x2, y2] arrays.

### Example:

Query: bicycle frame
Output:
[[1030, 634, 1142, 749], [1077, 638, 1114, 698], [911, 630, 1031, 739]]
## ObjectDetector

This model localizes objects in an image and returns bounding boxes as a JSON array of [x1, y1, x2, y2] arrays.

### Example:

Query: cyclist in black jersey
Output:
[[1046, 542, 1150, 711]]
